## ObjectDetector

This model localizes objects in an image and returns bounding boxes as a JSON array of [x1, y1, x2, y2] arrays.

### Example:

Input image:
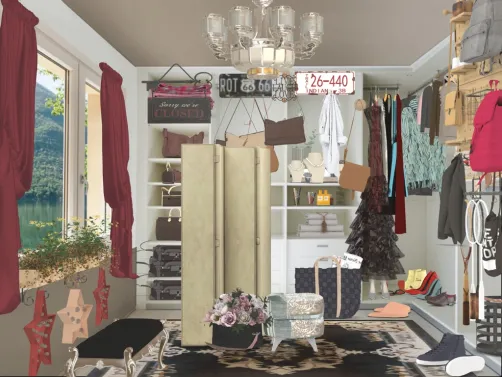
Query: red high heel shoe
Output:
[[406, 271, 438, 295]]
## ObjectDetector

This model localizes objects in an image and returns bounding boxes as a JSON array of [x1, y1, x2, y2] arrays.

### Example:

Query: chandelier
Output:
[[204, 0, 324, 80]]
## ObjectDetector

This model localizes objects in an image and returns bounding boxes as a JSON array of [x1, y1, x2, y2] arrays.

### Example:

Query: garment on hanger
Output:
[[438, 154, 466, 245], [429, 81, 442, 145], [345, 103, 405, 282], [318, 94, 347, 177], [377, 98, 388, 177], [383, 96, 396, 214], [394, 95, 407, 234], [417, 93, 423, 126], [438, 83, 458, 143]]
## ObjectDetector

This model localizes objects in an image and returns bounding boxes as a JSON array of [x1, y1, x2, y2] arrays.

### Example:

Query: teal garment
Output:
[[401, 99, 446, 191], [389, 100, 397, 196]]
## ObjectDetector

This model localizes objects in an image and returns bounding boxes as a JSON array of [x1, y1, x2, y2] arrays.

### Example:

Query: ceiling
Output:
[[62, 0, 452, 67]]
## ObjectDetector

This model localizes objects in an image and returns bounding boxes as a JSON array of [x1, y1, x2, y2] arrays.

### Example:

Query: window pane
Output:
[[17, 53, 67, 249], [84, 83, 110, 229]]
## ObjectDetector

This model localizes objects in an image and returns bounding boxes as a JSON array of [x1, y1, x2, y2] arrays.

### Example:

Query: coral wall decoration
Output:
[[24, 290, 55, 376], [93, 267, 110, 326], [57, 289, 93, 344]]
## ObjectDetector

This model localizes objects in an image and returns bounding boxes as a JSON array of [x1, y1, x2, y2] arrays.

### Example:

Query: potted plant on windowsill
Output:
[[19, 216, 113, 289], [204, 288, 271, 349]]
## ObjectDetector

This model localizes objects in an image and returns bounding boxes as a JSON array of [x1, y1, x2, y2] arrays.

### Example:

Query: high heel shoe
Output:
[[416, 279, 442, 300], [406, 271, 437, 295], [404, 270, 416, 290]]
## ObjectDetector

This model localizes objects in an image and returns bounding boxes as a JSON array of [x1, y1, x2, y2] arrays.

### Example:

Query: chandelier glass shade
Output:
[[204, 0, 324, 79]]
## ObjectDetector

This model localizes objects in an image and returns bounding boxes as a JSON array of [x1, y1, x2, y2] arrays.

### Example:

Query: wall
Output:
[[0, 1, 138, 375]]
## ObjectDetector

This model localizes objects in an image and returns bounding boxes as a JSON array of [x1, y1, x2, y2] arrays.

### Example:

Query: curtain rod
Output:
[[407, 69, 448, 97], [363, 85, 399, 91]]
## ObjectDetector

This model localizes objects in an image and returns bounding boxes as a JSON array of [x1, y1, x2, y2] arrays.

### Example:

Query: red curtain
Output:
[[0, 0, 39, 314], [99, 63, 137, 279]]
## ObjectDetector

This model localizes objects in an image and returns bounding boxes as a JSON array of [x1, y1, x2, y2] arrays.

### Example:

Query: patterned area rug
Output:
[[85, 320, 457, 377]]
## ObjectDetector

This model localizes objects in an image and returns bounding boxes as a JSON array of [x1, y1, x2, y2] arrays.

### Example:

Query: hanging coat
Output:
[[318, 94, 347, 177]]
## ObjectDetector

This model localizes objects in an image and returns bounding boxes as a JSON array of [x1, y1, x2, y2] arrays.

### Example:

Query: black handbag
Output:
[[295, 256, 361, 319], [152, 245, 181, 262], [161, 186, 181, 207], [155, 208, 181, 241]]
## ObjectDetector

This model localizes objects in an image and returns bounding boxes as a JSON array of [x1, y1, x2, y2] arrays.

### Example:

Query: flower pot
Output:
[[212, 324, 263, 349]]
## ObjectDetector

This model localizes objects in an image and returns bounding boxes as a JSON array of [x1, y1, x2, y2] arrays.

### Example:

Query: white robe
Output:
[[318, 94, 347, 177]]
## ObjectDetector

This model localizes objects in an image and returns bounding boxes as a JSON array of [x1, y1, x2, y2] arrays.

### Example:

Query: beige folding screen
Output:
[[181, 145, 271, 346]]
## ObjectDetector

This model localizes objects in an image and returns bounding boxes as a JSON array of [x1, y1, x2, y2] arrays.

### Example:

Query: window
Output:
[[17, 33, 106, 251]]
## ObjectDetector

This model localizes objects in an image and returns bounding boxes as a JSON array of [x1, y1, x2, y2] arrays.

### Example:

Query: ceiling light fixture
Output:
[[204, 0, 324, 80]]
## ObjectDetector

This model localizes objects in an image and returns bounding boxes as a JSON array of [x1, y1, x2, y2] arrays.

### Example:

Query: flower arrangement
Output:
[[204, 288, 271, 332], [19, 216, 113, 282]]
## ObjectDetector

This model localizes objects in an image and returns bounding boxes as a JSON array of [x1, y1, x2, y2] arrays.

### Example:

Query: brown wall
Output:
[[0, 251, 137, 376]]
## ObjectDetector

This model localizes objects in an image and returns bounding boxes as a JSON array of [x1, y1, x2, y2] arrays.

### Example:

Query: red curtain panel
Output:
[[99, 63, 138, 279], [0, 0, 39, 314]]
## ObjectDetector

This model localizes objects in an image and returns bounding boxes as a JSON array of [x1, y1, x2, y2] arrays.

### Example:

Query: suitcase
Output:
[[149, 260, 182, 277], [153, 245, 181, 262], [150, 280, 182, 300]]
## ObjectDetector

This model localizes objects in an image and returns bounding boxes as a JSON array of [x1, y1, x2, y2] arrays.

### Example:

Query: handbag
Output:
[[162, 162, 182, 184], [295, 256, 361, 319], [155, 208, 181, 241], [162, 129, 204, 158], [444, 87, 463, 126], [225, 132, 279, 173], [161, 186, 181, 207], [338, 105, 370, 193], [262, 99, 305, 146]]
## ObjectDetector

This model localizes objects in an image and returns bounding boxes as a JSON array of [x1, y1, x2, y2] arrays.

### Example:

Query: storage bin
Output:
[[476, 296, 502, 356]]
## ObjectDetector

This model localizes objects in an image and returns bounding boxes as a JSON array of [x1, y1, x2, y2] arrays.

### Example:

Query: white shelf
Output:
[[148, 182, 181, 186], [146, 277, 181, 282], [287, 234, 347, 240], [143, 240, 181, 246], [272, 206, 284, 210], [287, 206, 357, 210], [287, 182, 340, 187], [148, 158, 181, 164], [147, 206, 180, 210], [146, 300, 181, 304], [149, 123, 211, 134]]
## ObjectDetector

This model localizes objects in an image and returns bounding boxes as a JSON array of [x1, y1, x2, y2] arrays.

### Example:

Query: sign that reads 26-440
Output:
[[219, 74, 273, 98]]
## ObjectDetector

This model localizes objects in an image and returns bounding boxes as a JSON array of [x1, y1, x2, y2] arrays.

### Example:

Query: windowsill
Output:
[[19, 257, 108, 290]]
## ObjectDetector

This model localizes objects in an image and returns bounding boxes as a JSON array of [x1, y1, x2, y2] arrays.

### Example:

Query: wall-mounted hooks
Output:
[[63, 272, 88, 288], [20, 288, 49, 306]]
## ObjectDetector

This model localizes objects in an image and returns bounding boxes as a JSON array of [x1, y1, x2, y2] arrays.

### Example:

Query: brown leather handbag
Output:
[[162, 162, 181, 183], [161, 186, 181, 207], [155, 208, 182, 241], [264, 117, 305, 146], [162, 129, 204, 158]]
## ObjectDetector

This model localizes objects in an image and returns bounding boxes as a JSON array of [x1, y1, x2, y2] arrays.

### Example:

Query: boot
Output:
[[445, 355, 486, 376], [415, 333, 465, 366]]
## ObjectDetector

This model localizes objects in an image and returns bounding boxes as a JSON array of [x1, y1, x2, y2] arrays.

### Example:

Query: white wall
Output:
[[19, 0, 139, 246]]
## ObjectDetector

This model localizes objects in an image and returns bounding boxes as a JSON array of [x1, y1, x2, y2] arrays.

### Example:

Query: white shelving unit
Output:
[[137, 119, 212, 311]]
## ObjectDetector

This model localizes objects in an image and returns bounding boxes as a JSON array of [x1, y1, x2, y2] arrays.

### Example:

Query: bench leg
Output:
[[158, 328, 169, 369], [124, 347, 136, 377], [64, 347, 78, 377], [307, 337, 318, 352]]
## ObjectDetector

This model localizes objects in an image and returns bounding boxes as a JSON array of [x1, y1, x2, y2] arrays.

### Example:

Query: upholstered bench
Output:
[[64, 318, 169, 377], [265, 293, 324, 352]]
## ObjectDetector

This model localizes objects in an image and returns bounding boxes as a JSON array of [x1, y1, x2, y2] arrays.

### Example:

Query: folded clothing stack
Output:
[[297, 213, 345, 238], [152, 83, 215, 109]]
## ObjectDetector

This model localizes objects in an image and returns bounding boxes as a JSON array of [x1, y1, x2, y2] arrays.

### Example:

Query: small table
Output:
[[64, 318, 169, 377]]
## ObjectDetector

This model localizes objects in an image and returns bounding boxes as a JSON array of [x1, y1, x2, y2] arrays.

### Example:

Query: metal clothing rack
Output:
[[363, 85, 400, 91], [407, 68, 449, 97], [141, 63, 213, 91]]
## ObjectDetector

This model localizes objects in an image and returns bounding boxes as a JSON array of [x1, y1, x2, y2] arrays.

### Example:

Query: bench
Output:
[[64, 318, 169, 377]]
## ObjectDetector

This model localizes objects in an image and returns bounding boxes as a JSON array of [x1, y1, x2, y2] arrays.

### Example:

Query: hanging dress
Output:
[[383, 96, 396, 214]]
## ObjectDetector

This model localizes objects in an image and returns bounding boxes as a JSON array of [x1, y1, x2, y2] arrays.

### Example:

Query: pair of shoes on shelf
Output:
[[426, 292, 457, 306], [407, 271, 442, 299], [416, 333, 485, 376], [405, 269, 428, 290]]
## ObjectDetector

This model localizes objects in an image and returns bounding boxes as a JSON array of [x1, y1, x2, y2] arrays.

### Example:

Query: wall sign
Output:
[[148, 97, 211, 123], [295, 71, 356, 95], [219, 74, 273, 98]]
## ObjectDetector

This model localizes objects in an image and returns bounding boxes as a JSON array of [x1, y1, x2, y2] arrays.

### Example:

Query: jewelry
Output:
[[289, 161, 304, 171], [305, 158, 324, 168]]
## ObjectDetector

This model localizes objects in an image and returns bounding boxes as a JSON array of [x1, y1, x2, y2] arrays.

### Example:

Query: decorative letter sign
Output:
[[93, 267, 110, 326], [148, 97, 211, 124], [57, 289, 93, 344], [24, 290, 55, 376], [219, 74, 273, 98], [295, 71, 356, 95]]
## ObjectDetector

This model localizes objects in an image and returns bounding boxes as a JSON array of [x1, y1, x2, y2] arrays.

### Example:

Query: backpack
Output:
[[469, 90, 502, 172], [460, 0, 502, 63]]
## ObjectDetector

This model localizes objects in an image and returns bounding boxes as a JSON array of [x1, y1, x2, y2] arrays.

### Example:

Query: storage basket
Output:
[[476, 296, 502, 356]]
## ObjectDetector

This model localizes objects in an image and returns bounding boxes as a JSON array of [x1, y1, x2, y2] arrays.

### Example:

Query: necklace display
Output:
[[288, 160, 305, 183], [303, 153, 325, 183]]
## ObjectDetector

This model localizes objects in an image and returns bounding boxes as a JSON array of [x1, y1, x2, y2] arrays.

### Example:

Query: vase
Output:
[[212, 324, 263, 349]]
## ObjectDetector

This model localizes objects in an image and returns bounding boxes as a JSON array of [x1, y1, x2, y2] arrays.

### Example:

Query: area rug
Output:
[[85, 320, 456, 377]]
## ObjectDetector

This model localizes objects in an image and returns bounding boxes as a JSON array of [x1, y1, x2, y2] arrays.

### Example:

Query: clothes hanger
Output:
[[374, 86, 378, 103], [384, 87, 389, 102]]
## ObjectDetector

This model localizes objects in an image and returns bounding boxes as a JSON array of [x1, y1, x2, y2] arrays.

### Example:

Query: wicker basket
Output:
[[476, 296, 502, 356]]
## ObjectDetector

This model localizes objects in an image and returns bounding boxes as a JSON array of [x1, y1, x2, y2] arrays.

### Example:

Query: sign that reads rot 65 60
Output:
[[148, 97, 211, 123]]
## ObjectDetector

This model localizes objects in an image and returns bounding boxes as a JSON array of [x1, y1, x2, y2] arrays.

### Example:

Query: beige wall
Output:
[[0, 259, 136, 376]]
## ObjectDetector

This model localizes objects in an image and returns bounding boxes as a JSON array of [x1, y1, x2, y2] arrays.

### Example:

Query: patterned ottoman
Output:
[[265, 293, 324, 352]]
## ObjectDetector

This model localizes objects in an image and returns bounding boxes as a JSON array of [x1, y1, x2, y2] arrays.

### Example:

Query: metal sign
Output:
[[219, 74, 273, 98], [295, 71, 356, 95]]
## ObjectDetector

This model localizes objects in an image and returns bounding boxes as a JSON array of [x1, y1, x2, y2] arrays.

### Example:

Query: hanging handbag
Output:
[[295, 256, 361, 319], [338, 105, 370, 193], [161, 186, 181, 207], [263, 99, 305, 146], [162, 162, 182, 184], [155, 208, 182, 241], [162, 129, 204, 158], [444, 86, 463, 126]]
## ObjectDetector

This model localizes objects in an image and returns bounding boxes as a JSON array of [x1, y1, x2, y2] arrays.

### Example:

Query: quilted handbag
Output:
[[295, 256, 361, 319]]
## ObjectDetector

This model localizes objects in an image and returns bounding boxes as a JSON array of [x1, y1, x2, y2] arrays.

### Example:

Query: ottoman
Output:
[[265, 293, 324, 352]]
